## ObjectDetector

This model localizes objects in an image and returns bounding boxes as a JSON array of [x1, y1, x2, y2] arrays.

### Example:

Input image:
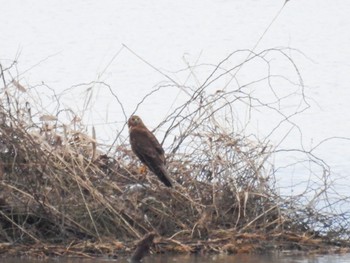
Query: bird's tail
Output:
[[154, 164, 172, 188]]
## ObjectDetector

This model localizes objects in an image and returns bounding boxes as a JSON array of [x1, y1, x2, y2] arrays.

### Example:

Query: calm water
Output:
[[2, 254, 350, 263]]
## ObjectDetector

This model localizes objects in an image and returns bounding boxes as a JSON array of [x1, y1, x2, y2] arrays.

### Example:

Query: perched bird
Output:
[[128, 115, 172, 187]]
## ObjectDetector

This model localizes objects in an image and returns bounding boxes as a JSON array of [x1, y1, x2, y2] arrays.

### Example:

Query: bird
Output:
[[128, 115, 172, 187]]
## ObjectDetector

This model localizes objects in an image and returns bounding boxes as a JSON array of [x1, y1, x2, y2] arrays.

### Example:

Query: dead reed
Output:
[[0, 52, 349, 258]]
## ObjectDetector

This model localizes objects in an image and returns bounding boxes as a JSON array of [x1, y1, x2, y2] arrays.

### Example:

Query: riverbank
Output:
[[1, 232, 349, 259]]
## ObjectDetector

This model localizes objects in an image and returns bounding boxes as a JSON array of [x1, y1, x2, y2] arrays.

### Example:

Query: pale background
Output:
[[1, 0, 349, 196]]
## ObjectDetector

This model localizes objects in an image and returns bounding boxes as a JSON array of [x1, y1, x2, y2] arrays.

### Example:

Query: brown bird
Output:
[[128, 115, 172, 187]]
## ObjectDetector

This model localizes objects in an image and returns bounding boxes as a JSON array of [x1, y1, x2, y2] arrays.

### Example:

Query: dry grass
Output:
[[0, 50, 349, 258]]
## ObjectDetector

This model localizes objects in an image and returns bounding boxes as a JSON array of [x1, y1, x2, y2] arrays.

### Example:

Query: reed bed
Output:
[[0, 52, 349, 259]]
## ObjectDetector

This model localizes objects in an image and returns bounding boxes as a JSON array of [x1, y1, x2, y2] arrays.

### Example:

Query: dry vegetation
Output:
[[0, 49, 349, 259]]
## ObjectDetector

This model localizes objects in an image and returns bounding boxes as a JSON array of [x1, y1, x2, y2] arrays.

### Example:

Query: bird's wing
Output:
[[130, 127, 165, 164], [130, 126, 172, 187]]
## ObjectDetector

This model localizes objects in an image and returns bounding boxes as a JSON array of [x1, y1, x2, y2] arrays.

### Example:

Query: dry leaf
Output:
[[40, 115, 57, 121], [12, 79, 27, 92]]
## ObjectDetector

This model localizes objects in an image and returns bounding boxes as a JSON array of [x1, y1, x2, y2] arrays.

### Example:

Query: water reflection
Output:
[[3, 253, 350, 263]]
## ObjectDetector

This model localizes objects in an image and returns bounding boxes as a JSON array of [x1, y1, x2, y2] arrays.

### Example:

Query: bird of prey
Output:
[[128, 115, 172, 187]]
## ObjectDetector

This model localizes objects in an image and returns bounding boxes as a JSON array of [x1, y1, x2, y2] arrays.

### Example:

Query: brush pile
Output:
[[0, 59, 349, 259]]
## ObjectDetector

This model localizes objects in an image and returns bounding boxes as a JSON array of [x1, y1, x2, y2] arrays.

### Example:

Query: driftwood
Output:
[[130, 232, 156, 262]]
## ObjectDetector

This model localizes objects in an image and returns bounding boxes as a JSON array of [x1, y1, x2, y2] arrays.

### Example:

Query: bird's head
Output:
[[128, 115, 144, 128]]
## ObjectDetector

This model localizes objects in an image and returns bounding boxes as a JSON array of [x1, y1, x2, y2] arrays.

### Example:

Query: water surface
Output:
[[2, 253, 350, 263]]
